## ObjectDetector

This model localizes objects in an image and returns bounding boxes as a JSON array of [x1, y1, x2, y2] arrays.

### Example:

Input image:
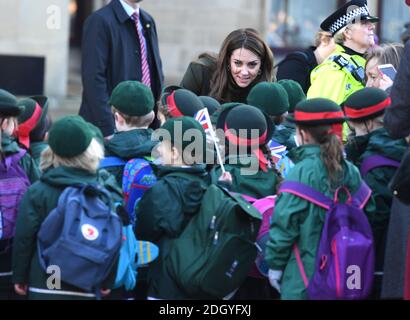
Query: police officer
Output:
[[307, 0, 379, 105]]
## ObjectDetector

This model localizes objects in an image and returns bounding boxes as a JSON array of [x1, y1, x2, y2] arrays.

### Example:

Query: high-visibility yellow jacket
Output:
[[307, 45, 366, 141], [307, 44, 366, 105]]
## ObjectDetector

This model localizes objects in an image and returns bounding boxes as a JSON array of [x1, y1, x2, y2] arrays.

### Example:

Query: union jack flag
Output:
[[194, 108, 212, 133]]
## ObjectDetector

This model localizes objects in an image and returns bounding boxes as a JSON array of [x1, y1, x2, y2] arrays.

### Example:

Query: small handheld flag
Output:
[[194, 108, 225, 173]]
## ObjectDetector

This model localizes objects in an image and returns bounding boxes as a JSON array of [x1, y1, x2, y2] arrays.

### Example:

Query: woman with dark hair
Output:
[[181, 28, 275, 104]]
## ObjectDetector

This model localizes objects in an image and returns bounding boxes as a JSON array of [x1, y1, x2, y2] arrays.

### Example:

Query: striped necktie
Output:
[[132, 12, 151, 88]]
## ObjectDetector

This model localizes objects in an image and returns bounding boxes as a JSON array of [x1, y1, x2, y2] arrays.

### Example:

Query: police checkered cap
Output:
[[321, 0, 379, 36]]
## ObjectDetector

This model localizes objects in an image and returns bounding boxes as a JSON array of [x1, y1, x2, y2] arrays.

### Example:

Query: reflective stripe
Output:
[[0, 271, 12, 277], [29, 287, 96, 298]]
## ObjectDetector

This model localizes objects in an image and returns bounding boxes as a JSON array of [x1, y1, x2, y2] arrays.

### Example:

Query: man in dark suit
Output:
[[79, 0, 164, 137]]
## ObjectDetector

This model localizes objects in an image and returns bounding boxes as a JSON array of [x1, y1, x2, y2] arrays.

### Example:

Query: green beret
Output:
[[277, 79, 306, 113], [344, 87, 390, 121], [199, 96, 221, 115], [161, 86, 204, 118], [216, 103, 274, 145], [287, 98, 345, 125], [0, 89, 24, 117], [159, 116, 206, 154], [247, 82, 289, 117], [48, 115, 94, 158], [109, 81, 154, 116]]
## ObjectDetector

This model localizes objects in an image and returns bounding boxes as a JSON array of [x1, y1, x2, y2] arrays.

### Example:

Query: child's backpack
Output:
[[113, 224, 159, 291], [99, 156, 157, 224], [279, 180, 375, 300], [0, 150, 31, 240], [241, 195, 276, 279], [37, 184, 122, 293], [166, 184, 262, 299], [360, 154, 400, 177]]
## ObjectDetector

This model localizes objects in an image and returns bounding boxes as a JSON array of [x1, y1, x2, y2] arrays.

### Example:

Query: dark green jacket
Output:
[[134, 164, 208, 299], [346, 128, 407, 272], [2, 134, 40, 183], [12, 166, 117, 300], [265, 145, 377, 300], [180, 54, 217, 96], [103, 129, 156, 185], [29, 141, 48, 169], [210, 155, 279, 199]]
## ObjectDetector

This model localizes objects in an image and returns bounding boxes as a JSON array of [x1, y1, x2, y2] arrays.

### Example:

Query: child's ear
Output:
[[1, 118, 9, 131], [114, 112, 124, 125]]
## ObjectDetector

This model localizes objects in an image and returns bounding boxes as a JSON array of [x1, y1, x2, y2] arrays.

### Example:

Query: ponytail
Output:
[[298, 125, 344, 186]]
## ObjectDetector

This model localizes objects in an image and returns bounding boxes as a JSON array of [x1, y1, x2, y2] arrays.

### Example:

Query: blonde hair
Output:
[[40, 138, 104, 173], [365, 43, 404, 71], [314, 30, 333, 47], [112, 107, 154, 128], [333, 27, 347, 45]]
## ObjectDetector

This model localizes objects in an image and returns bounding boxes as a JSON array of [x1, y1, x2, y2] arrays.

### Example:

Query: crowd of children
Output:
[[0, 0, 409, 301]]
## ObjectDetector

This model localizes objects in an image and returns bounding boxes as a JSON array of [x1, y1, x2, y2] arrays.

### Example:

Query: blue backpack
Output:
[[37, 184, 123, 293], [113, 225, 159, 291], [99, 156, 157, 224]]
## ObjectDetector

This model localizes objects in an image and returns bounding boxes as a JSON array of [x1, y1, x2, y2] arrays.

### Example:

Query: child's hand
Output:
[[218, 172, 233, 185], [14, 283, 28, 296]]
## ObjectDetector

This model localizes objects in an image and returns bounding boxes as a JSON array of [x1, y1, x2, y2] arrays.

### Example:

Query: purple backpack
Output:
[[241, 195, 276, 278], [279, 180, 375, 300], [0, 150, 31, 240]]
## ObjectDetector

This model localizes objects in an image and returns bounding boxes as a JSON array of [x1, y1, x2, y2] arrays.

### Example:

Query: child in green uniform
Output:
[[104, 81, 157, 185], [12, 115, 118, 300], [0, 89, 40, 299], [344, 87, 407, 298], [134, 117, 208, 300], [265, 98, 377, 300]]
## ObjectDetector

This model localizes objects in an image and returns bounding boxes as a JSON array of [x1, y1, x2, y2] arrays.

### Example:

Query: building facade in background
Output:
[[0, 0, 408, 109]]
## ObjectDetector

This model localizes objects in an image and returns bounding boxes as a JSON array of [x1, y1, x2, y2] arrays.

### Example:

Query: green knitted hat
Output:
[[0, 89, 24, 117], [159, 116, 206, 154], [48, 115, 94, 158], [247, 82, 289, 117], [199, 96, 221, 115], [344, 87, 390, 121], [109, 81, 154, 116], [287, 98, 345, 125], [277, 79, 306, 113]]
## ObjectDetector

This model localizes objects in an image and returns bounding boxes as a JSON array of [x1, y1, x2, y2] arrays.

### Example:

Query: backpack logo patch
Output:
[[81, 224, 99, 241]]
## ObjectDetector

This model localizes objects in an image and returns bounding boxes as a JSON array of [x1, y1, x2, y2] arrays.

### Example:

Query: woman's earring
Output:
[[257, 69, 262, 75]]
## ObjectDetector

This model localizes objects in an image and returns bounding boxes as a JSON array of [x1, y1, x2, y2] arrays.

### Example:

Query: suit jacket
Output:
[[79, 0, 164, 136], [384, 40, 410, 139]]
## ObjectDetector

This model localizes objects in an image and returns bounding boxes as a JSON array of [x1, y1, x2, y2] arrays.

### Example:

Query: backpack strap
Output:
[[4, 149, 27, 169], [99, 156, 126, 169], [279, 181, 333, 289], [351, 181, 372, 210], [360, 154, 401, 177], [278, 181, 333, 209]]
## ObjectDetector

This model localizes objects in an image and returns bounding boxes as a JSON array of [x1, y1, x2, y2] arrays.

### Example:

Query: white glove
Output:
[[268, 269, 283, 293]]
